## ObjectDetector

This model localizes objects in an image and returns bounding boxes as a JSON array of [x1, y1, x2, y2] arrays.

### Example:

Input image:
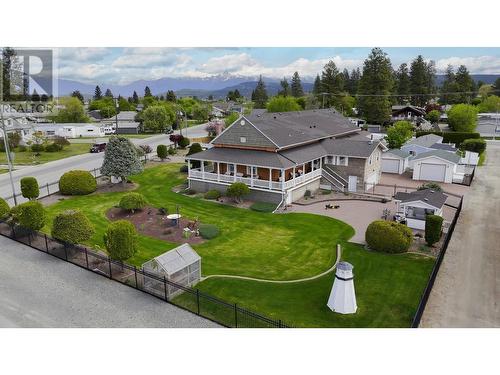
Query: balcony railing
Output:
[[189, 168, 322, 191]]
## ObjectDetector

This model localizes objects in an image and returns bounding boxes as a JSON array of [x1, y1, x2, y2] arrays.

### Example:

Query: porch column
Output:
[[269, 168, 272, 189], [310, 160, 313, 172], [319, 157, 323, 169], [250, 166, 254, 187], [280, 169, 284, 191], [187, 159, 191, 176], [292, 166, 296, 187], [217, 162, 220, 182], [233, 163, 237, 182], [201, 161, 205, 179]]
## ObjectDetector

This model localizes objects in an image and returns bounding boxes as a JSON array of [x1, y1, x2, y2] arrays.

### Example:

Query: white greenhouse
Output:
[[142, 243, 201, 298]]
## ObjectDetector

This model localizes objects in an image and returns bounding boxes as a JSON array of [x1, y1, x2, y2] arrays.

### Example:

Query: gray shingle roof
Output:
[[384, 149, 410, 158], [280, 142, 328, 164], [430, 143, 456, 152], [245, 109, 360, 149], [406, 134, 443, 148], [392, 105, 426, 115], [394, 189, 448, 209], [320, 138, 381, 158], [412, 149, 461, 164]]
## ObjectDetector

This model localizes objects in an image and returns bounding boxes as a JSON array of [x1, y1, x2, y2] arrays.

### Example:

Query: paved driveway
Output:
[[0, 236, 218, 328], [420, 141, 500, 327], [289, 199, 398, 244]]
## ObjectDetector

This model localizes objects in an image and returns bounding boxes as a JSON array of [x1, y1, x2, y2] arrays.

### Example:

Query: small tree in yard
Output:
[[139, 144, 152, 162], [425, 110, 440, 124], [365, 220, 413, 253], [104, 220, 138, 262], [169, 134, 184, 148], [386, 121, 413, 149], [20, 177, 39, 200], [0, 198, 9, 219], [178, 136, 190, 149], [51, 210, 95, 244], [17, 201, 46, 232], [425, 215, 444, 246], [186, 143, 202, 156], [101, 136, 143, 184], [119, 192, 147, 213], [447, 104, 478, 132], [156, 144, 168, 161], [417, 182, 443, 192], [226, 182, 250, 203]]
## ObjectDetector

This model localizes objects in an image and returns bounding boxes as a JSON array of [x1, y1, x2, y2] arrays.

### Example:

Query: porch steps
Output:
[[322, 164, 348, 192]]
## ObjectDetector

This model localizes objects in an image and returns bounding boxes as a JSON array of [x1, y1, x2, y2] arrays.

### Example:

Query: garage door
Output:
[[420, 163, 446, 182], [381, 158, 400, 174]]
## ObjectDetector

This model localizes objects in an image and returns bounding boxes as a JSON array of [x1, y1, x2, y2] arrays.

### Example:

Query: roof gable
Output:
[[394, 189, 448, 208], [413, 149, 460, 164], [407, 134, 443, 148], [212, 116, 277, 149]]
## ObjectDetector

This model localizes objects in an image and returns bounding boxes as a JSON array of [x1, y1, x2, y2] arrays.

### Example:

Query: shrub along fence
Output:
[[0, 219, 289, 328]]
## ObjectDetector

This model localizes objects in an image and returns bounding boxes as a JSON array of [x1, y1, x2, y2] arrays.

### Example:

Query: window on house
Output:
[[338, 156, 347, 166], [240, 136, 247, 143], [246, 166, 257, 176]]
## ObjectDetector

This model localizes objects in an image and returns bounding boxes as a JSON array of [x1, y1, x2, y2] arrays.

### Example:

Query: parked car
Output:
[[164, 127, 174, 134], [90, 142, 106, 153]]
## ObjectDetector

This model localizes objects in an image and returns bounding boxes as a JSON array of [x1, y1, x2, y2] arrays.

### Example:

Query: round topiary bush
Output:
[[178, 136, 190, 149], [204, 189, 221, 200], [157, 144, 168, 160], [226, 182, 250, 203], [365, 220, 413, 254], [199, 223, 219, 239], [0, 198, 10, 219], [31, 144, 44, 152], [187, 142, 203, 156], [20, 177, 40, 200], [17, 201, 46, 231], [119, 192, 147, 213], [104, 220, 138, 261], [45, 142, 63, 152], [59, 170, 97, 195], [51, 209, 95, 244], [425, 214, 444, 246]]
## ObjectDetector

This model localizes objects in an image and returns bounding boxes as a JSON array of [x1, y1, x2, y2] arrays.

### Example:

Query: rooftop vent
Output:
[[273, 116, 277, 119], [424, 198, 429, 201]]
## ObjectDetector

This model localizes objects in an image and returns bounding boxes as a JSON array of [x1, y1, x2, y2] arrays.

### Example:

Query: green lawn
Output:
[[1, 143, 90, 165], [42, 163, 434, 327], [478, 151, 486, 166], [0, 169, 8, 174]]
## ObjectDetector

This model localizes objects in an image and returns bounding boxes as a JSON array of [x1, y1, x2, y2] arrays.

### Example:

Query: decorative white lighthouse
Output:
[[327, 261, 357, 314]]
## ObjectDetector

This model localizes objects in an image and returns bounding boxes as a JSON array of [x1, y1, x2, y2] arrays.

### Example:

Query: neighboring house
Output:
[[394, 189, 448, 230], [401, 134, 457, 156], [410, 150, 462, 184], [186, 109, 386, 205], [392, 105, 426, 123], [34, 123, 106, 138], [211, 101, 242, 118], [381, 149, 411, 174], [102, 111, 141, 134], [88, 110, 103, 121]]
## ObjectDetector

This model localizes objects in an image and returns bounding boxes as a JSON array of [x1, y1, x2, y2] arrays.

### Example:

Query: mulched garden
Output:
[[106, 206, 205, 245]]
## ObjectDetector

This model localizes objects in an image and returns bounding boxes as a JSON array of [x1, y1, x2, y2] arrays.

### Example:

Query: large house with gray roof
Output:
[[186, 109, 386, 205]]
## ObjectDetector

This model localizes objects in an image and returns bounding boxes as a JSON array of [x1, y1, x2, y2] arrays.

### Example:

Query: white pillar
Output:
[[292, 166, 296, 187], [201, 161, 205, 179], [320, 157, 323, 169], [217, 163, 220, 182], [187, 159, 191, 176], [268, 168, 272, 189], [280, 169, 284, 190], [233, 163, 237, 182], [250, 166, 254, 187]]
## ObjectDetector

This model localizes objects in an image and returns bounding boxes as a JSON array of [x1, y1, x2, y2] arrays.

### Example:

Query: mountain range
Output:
[[57, 74, 500, 100]]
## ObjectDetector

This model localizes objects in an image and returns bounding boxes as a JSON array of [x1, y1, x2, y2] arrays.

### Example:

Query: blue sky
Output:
[[56, 47, 500, 84]]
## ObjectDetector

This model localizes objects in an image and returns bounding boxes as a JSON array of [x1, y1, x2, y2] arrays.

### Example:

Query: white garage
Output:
[[381, 149, 410, 174], [411, 150, 461, 184]]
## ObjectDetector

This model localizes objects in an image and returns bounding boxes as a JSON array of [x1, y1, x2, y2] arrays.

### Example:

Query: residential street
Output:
[[0, 236, 218, 327], [421, 141, 500, 327], [0, 123, 208, 201]]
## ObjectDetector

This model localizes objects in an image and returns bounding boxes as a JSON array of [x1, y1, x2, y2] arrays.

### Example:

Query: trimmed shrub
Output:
[[0, 198, 9, 219], [187, 142, 203, 156], [9, 205, 21, 223], [179, 164, 188, 173], [365, 220, 413, 254], [250, 202, 277, 213], [156, 144, 168, 160], [31, 144, 44, 152], [417, 182, 443, 192], [51, 209, 95, 244], [119, 192, 147, 213], [168, 146, 177, 155], [53, 136, 70, 147], [425, 110, 440, 124], [425, 215, 443, 246], [59, 170, 97, 195], [204, 189, 221, 200], [104, 220, 138, 261], [18, 145, 28, 152], [45, 142, 64, 152], [178, 136, 190, 149], [17, 201, 46, 231], [226, 182, 250, 203], [416, 131, 480, 148], [20, 177, 40, 200], [199, 223, 219, 239], [461, 138, 486, 154]]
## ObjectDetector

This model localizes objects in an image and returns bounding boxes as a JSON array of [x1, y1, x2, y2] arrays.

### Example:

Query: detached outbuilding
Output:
[[394, 189, 448, 230], [410, 150, 461, 183], [142, 243, 201, 298], [381, 149, 411, 174]]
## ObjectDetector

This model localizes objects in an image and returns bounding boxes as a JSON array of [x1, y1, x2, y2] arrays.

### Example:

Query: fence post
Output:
[[108, 257, 112, 278], [85, 248, 89, 268], [44, 234, 49, 252], [196, 289, 200, 315], [163, 276, 168, 301], [234, 303, 238, 328], [393, 184, 397, 196], [64, 245, 68, 260], [46, 183, 50, 196], [134, 266, 138, 289], [12, 225, 16, 239]]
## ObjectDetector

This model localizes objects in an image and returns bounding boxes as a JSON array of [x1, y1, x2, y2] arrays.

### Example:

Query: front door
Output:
[[348, 175, 357, 192]]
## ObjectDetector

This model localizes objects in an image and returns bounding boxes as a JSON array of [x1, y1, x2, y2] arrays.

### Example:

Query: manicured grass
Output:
[[478, 151, 486, 166], [250, 202, 277, 213], [0, 169, 8, 174], [1, 143, 91, 165], [180, 243, 434, 327]]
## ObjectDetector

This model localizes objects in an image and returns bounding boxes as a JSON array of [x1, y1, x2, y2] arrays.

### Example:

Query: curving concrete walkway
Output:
[[201, 244, 341, 284]]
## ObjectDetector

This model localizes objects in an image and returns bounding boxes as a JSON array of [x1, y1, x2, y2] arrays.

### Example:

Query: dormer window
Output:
[[240, 136, 247, 143]]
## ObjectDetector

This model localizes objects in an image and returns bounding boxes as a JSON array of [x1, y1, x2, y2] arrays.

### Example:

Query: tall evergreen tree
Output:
[[166, 90, 176, 102], [395, 63, 410, 103], [132, 90, 139, 103], [320, 60, 343, 107], [279, 77, 290, 97], [94, 85, 102, 100], [144, 86, 152, 97], [312, 74, 322, 95], [455, 65, 475, 103], [71, 90, 84, 103], [252, 75, 268, 109], [290, 71, 304, 97], [104, 88, 113, 98], [426, 60, 436, 97], [409, 55, 429, 107], [357, 48, 394, 124], [347, 68, 361, 96], [441, 65, 459, 104], [2, 47, 17, 100]]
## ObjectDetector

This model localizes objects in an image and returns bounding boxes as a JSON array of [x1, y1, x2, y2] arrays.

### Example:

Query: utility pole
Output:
[[114, 97, 119, 134], [0, 103, 18, 205]]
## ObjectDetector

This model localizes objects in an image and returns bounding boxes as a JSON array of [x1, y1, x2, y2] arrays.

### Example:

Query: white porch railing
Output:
[[189, 167, 322, 191]]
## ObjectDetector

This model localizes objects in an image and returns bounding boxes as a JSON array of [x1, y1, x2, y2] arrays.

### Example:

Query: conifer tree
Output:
[[290, 71, 304, 97], [104, 88, 113, 98], [252, 75, 268, 109], [94, 85, 102, 100], [144, 86, 152, 97], [312, 74, 322, 96], [279, 77, 290, 97], [395, 63, 410, 103], [132, 90, 139, 103]]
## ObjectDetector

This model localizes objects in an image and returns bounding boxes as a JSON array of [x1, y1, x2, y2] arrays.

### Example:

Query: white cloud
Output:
[[435, 56, 500, 74], [57, 48, 111, 63]]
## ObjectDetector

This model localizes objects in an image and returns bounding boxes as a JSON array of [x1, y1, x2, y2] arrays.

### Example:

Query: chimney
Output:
[[327, 256, 357, 314], [369, 134, 374, 145]]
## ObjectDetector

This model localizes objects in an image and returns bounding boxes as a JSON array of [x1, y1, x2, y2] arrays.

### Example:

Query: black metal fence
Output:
[[0, 219, 289, 328], [410, 196, 463, 327]]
